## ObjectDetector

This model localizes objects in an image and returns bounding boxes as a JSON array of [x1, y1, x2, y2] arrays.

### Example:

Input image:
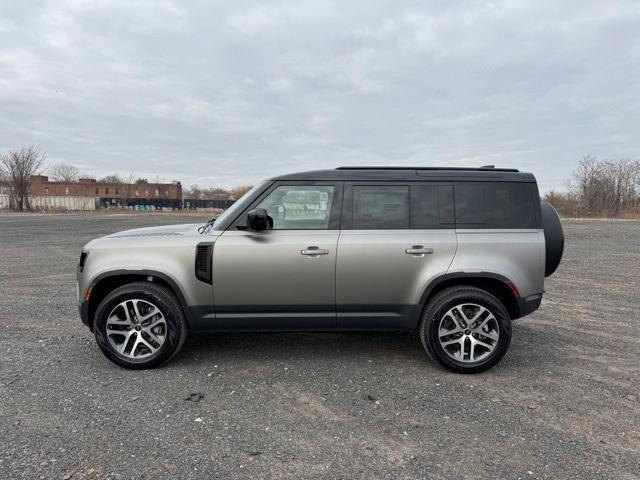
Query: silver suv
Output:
[[78, 167, 564, 373]]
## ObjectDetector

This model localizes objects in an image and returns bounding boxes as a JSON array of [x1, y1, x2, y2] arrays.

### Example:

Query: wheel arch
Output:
[[85, 270, 188, 331], [420, 272, 522, 321]]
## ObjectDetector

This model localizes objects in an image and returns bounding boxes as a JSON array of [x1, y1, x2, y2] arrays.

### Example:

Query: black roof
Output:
[[274, 166, 536, 183]]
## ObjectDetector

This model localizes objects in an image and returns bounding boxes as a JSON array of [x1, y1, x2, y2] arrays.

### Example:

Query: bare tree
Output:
[[99, 174, 122, 183], [186, 185, 230, 200], [49, 161, 80, 182], [119, 173, 137, 208], [230, 184, 253, 200], [0, 145, 46, 211], [548, 156, 640, 218]]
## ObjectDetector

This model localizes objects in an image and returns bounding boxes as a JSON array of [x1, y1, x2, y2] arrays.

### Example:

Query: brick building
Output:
[[28, 175, 182, 199], [1, 175, 235, 211]]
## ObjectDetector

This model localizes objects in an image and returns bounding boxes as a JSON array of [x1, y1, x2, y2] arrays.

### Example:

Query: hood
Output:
[[105, 223, 202, 238]]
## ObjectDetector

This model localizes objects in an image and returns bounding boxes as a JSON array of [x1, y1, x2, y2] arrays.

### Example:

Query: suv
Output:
[[78, 167, 564, 373]]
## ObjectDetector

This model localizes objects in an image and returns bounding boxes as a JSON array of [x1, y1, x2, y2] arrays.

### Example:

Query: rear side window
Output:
[[411, 185, 455, 228], [351, 184, 455, 229], [353, 186, 409, 229], [454, 182, 536, 228]]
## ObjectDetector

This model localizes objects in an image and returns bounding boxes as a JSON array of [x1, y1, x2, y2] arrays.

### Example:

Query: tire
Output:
[[93, 282, 188, 369], [419, 286, 512, 373], [541, 201, 564, 277]]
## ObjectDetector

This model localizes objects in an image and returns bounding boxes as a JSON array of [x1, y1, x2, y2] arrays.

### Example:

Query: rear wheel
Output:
[[93, 282, 187, 369], [419, 286, 512, 373]]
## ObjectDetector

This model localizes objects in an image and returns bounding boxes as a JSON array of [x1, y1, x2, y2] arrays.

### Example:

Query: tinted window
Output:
[[256, 185, 335, 229], [454, 182, 536, 228], [353, 186, 409, 229], [411, 185, 455, 228]]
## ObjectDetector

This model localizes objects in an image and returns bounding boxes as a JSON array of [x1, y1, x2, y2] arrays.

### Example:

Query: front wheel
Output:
[[93, 282, 188, 369], [419, 286, 512, 373]]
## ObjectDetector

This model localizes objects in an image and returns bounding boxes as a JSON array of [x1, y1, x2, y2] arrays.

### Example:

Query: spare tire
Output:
[[541, 201, 564, 277]]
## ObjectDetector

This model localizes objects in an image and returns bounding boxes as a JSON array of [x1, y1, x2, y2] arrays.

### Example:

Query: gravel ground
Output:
[[0, 214, 638, 480]]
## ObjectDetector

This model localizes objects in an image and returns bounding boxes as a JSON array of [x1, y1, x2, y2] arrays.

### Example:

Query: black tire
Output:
[[93, 282, 188, 369], [419, 286, 512, 374], [541, 201, 564, 277]]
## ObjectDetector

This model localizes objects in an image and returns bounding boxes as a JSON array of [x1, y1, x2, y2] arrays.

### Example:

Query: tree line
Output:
[[4, 145, 637, 216], [544, 156, 640, 218]]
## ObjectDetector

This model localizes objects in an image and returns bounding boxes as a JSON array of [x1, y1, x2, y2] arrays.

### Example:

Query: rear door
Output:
[[336, 182, 457, 329], [212, 181, 343, 329]]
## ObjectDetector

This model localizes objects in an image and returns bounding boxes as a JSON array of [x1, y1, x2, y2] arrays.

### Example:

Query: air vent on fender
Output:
[[195, 243, 213, 284]]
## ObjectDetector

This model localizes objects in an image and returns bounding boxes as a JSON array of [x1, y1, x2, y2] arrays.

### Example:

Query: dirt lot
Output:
[[0, 214, 638, 479]]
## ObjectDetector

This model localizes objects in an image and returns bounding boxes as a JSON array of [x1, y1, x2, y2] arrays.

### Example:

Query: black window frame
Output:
[[341, 181, 455, 230], [229, 180, 344, 231]]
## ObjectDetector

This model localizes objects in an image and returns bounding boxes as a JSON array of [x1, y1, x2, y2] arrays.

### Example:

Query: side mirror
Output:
[[246, 208, 272, 231]]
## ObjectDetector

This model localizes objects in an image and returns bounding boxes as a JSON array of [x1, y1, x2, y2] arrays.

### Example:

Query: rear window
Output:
[[454, 182, 536, 228]]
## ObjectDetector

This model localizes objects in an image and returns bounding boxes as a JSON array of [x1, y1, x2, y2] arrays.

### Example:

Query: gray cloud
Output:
[[1, 0, 639, 191]]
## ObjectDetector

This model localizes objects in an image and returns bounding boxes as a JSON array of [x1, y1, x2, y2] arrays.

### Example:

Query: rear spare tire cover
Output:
[[541, 201, 564, 277]]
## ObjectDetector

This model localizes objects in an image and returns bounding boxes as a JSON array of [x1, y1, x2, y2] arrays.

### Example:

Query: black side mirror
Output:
[[246, 208, 272, 231]]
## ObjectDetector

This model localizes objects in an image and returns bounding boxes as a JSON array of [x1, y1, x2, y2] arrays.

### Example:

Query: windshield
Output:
[[211, 181, 269, 230]]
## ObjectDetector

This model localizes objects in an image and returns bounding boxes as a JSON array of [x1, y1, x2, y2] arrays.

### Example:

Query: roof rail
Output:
[[335, 166, 520, 172]]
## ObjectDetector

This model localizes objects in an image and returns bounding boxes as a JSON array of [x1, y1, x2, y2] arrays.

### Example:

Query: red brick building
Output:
[[28, 175, 182, 201]]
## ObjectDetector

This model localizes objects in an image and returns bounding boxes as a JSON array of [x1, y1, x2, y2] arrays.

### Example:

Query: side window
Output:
[[455, 182, 536, 228], [411, 185, 455, 228], [255, 185, 335, 229], [353, 186, 409, 229]]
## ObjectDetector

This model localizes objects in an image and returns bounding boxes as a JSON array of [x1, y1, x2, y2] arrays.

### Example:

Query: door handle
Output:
[[301, 246, 329, 256], [405, 245, 434, 255]]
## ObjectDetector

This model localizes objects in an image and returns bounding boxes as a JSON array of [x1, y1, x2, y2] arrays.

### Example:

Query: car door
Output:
[[212, 181, 343, 329], [336, 182, 458, 329]]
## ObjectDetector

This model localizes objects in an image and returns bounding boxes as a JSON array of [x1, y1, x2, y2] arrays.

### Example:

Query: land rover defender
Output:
[[78, 166, 564, 373]]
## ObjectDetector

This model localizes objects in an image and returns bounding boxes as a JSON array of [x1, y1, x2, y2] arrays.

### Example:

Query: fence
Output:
[[0, 195, 96, 211], [183, 199, 235, 210], [100, 197, 182, 211]]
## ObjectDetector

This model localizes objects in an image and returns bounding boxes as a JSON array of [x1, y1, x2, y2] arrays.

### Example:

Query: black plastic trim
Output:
[[88, 269, 189, 307], [517, 293, 543, 318], [337, 166, 519, 172], [79, 301, 90, 326], [274, 169, 535, 183], [195, 243, 214, 284]]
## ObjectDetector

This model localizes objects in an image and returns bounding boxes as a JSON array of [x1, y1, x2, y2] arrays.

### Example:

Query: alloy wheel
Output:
[[437, 303, 500, 363], [105, 299, 167, 359]]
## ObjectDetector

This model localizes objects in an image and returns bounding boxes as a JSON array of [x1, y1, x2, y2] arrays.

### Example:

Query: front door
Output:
[[212, 182, 342, 329]]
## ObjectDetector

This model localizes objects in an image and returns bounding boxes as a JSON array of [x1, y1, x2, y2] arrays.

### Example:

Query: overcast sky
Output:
[[1, 1, 639, 191]]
